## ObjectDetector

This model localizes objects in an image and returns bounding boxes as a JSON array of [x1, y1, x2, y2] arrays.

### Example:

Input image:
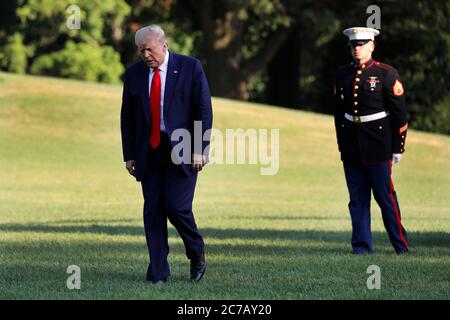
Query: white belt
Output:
[[344, 111, 389, 123]]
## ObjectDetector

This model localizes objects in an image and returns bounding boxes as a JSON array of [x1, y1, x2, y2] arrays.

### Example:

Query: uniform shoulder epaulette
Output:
[[373, 61, 393, 70]]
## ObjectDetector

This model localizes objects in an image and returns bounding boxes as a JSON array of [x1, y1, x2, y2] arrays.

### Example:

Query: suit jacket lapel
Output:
[[164, 52, 179, 124], [139, 62, 150, 125]]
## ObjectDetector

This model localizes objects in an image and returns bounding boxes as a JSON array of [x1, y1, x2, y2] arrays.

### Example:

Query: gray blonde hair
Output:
[[134, 25, 167, 46]]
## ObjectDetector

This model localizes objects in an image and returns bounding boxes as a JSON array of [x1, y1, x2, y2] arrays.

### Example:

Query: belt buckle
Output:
[[353, 115, 361, 123]]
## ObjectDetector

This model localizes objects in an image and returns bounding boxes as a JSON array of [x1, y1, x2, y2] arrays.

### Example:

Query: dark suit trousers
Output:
[[141, 133, 205, 282]]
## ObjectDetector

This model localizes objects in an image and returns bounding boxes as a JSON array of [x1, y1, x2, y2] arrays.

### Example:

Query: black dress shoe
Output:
[[190, 256, 206, 282]]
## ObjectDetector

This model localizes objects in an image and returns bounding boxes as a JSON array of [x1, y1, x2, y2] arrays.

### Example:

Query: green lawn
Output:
[[0, 71, 449, 299]]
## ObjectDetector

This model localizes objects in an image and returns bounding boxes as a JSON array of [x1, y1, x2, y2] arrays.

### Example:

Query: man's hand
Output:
[[192, 153, 207, 172], [125, 160, 136, 176], [392, 153, 402, 164]]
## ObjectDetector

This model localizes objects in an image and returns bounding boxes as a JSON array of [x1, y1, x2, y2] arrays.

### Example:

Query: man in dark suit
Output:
[[121, 25, 213, 283], [334, 27, 409, 255]]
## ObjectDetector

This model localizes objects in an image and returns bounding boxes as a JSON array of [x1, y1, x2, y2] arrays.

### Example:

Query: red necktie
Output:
[[149, 68, 161, 149]]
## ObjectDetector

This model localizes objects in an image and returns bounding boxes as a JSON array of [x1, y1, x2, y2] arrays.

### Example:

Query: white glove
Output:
[[392, 153, 402, 164]]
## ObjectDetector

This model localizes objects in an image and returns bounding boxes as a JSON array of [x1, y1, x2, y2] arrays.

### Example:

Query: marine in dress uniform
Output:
[[333, 27, 409, 254]]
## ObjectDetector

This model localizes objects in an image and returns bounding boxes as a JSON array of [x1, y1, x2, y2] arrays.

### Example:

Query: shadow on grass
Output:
[[220, 215, 350, 221], [0, 222, 449, 249], [1, 222, 449, 299]]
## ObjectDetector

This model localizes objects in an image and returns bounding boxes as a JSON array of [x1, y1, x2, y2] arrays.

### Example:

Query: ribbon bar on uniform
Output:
[[344, 111, 389, 123]]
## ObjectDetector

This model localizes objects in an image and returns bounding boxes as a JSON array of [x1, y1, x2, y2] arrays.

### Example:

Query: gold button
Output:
[[354, 93, 358, 97], [401, 149, 404, 152], [379, 126, 383, 130], [354, 102, 358, 105], [371, 88, 374, 91], [356, 78, 360, 82], [362, 64, 366, 68], [342, 124, 345, 128], [354, 110, 358, 113], [401, 142, 404, 145], [357, 70, 362, 74], [354, 85, 359, 89], [402, 136, 405, 139]]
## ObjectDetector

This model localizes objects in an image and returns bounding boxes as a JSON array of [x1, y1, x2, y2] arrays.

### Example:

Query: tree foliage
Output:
[[6, 0, 130, 83], [30, 41, 123, 83], [0, 33, 28, 73]]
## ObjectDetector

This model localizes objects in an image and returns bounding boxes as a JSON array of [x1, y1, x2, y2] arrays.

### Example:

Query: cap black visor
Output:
[[349, 40, 371, 47]]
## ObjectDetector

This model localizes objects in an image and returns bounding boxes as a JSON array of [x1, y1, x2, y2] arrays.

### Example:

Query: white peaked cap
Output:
[[342, 27, 380, 41]]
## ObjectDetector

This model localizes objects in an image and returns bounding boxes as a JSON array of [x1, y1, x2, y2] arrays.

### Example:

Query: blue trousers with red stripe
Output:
[[343, 161, 409, 254]]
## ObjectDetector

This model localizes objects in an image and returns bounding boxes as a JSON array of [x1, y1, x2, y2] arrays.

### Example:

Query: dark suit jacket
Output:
[[121, 52, 213, 181]]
